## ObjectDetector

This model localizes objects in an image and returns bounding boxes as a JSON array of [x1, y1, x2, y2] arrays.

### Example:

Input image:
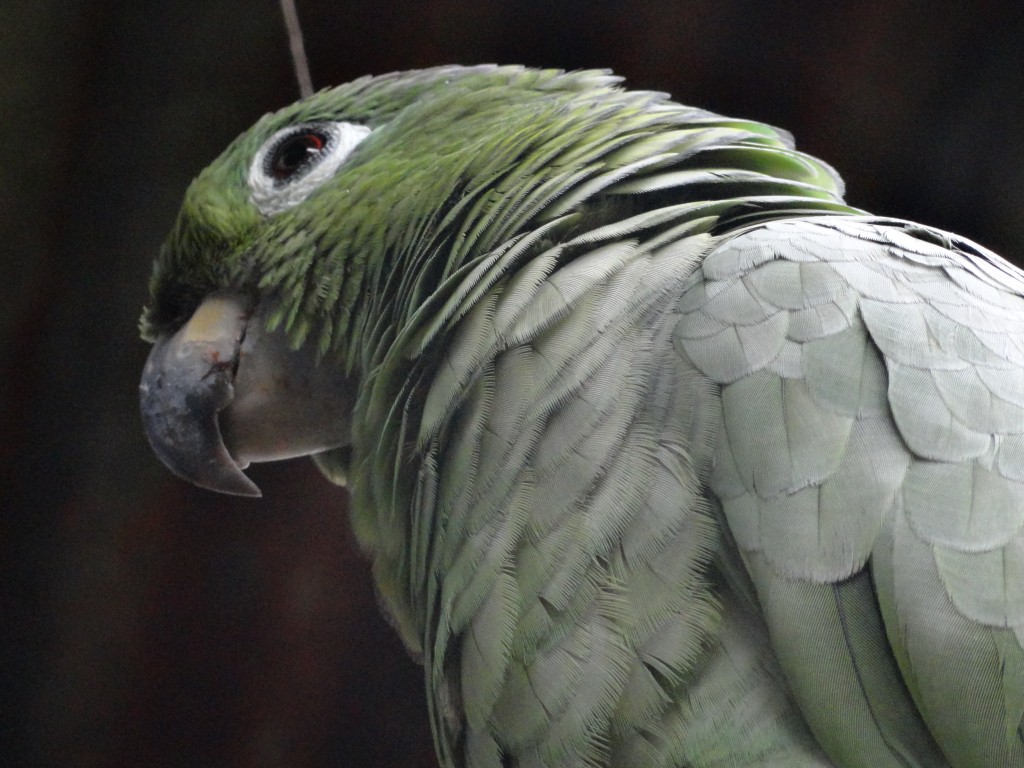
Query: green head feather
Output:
[[142, 64, 850, 365]]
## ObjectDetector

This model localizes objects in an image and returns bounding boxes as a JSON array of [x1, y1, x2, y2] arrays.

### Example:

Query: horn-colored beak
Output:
[[140, 293, 353, 497]]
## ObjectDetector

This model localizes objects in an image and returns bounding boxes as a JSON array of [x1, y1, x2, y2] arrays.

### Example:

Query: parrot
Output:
[[138, 65, 1024, 767]]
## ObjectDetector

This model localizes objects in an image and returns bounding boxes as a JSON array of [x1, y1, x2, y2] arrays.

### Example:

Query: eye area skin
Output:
[[246, 121, 371, 217]]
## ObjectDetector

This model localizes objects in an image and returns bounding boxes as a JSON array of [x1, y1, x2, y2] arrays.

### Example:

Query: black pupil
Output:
[[270, 131, 326, 180]]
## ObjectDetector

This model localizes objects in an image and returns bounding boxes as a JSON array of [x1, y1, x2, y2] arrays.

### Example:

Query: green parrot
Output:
[[138, 65, 1024, 767]]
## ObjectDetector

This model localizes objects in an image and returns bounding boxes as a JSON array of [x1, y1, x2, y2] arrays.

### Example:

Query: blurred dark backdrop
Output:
[[3, 2, 1024, 766]]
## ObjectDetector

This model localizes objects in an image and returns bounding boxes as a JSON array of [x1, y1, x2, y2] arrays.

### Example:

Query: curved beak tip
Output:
[[139, 365, 263, 498]]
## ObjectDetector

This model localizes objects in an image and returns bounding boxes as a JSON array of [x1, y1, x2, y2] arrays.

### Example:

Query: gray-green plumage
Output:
[[138, 65, 1024, 767]]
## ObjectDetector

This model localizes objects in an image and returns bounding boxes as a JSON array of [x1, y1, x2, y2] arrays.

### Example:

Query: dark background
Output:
[[4, 2, 1024, 766]]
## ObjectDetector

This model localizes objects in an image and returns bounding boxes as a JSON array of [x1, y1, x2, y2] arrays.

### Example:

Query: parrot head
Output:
[[140, 66, 646, 496], [139, 63, 845, 503]]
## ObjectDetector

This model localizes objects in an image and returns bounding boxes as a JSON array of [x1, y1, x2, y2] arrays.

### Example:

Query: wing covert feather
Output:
[[681, 215, 1024, 766]]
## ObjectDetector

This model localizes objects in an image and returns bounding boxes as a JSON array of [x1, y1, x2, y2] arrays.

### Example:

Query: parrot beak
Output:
[[139, 292, 354, 497]]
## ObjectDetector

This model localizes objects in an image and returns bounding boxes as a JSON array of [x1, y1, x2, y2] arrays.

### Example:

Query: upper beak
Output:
[[139, 292, 353, 497]]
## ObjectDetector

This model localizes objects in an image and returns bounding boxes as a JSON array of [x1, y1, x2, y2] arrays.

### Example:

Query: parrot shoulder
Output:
[[675, 213, 1024, 764]]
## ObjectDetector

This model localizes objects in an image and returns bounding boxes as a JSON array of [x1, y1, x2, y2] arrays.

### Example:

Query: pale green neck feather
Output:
[[320, 101, 861, 654]]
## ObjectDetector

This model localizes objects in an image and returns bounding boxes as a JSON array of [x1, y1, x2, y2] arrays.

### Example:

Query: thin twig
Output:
[[279, 0, 314, 98]]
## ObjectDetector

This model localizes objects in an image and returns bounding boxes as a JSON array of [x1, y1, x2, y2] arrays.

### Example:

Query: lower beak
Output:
[[139, 293, 353, 497]]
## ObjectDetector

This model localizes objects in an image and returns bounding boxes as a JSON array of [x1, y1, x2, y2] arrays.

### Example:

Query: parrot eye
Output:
[[269, 130, 328, 180], [248, 121, 371, 216]]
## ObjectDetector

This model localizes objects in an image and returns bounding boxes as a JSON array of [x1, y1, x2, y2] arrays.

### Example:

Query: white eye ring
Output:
[[248, 121, 371, 216]]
